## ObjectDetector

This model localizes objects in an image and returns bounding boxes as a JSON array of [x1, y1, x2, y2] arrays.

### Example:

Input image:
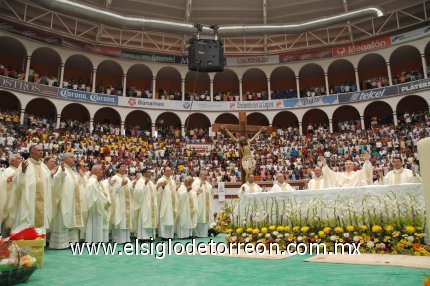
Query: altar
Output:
[[234, 184, 424, 227]]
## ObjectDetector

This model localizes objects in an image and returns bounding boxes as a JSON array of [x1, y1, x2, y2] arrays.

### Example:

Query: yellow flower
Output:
[[301, 226, 310, 233], [293, 226, 300, 232], [261, 227, 268, 234], [283, 226, 291, 232], [236, 228, 243, 235], [372, 225, 382, 233], [334, 227, 344, 233], [384, 225, 393, 232], [276, 226, 284, 232], [323, 227, 331, 234], [346, 225, 355, 232], [246, 228, 253, 233], [374, 238, 379, 243], [253, 228, 260, 234], [269, 225, 276, 231], [416, 227, 423, 231], [415, 233, 424, 238], [226, 228, 233, 234], [392, 231, 400, 238], [405, 226, 415, 234], [318, 231, 325, 237], [359, 225, 368, 231]]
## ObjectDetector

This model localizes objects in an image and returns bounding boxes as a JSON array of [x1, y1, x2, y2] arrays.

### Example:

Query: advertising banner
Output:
[[279, 49, 332, 63], [332, 36, 391, 57], [58, 88, 118, 105], [338, 85, 398, 103], [226, 55, 279, 66], [0, 76, 58, 97], [121, 50, 175, 63], [282, 95, 338, 108], [391, 26, 430, 45]]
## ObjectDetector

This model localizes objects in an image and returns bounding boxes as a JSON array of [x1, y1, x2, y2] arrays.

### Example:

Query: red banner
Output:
[[332, 36, 391, 57], [279, 48, 332, 63]]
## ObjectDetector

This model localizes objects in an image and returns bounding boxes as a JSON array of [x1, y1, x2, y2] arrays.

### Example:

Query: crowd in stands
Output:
[[271, 89, 297, 99], [0, 107, 428, 184]]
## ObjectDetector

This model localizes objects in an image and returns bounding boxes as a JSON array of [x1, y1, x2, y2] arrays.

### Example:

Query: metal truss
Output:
[[0, 0, 429, 56]]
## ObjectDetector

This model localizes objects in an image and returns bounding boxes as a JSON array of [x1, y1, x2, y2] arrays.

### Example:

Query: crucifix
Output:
[[212, 112, 272, 184]]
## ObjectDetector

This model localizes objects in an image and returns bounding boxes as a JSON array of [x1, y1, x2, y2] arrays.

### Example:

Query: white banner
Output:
[[226, 55, 279, 66], [391, 26, 430, 45]]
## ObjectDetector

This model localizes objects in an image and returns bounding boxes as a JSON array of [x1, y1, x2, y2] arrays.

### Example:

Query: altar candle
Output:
[[417, 137, 430, 242]]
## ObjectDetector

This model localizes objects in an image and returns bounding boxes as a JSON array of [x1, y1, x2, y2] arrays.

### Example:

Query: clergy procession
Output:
[[0, 144, 422, 249], [0, 144, 217, 249]]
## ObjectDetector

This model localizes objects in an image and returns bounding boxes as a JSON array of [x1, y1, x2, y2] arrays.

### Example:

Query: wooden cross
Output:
[[212, 112, 272, 183]]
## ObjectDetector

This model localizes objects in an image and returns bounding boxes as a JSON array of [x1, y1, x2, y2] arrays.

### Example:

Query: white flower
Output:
[[366, 241, 375, 248], [297, 236, 303, 242], [258, 233, 263, 237], [245, 238, 250, 243], [265, 233, 271, 238], [353, 236, 360, 242], [232, 236, 237, 241], [242, 233, 247, 237], [272, 231, 279, 236], [343, 233, 350, 238], [377, 243, 386, 249], [406, 236, 415, 242], [330, 235, 337, 241], [277, 234, 283, 239]]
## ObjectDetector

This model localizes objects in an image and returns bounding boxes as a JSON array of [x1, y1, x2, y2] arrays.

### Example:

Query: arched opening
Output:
[[25, 98, 57, 127], [155, 112, 181, 138], [272, 111, 299, 129], [96, 60, 123, 95], [93, 107, 121, 126], [0, 36, 27, 79], [0, 91, 21, 113], [60, 103, 90, 131], [302, 109, 329, 134], [242, 68, 268, 101], [126, 64, 153, 97], [358, 53, 388, 90], [328, 59, 356, 94], [213, 69, 239, 101], [156, 67, 181, 100], [124, 110, 152, 135], [214, 113, 239, 125], [63, 54, 93, 90], [185, 113, 211, 140], [363, 101, 393, 128], [270, 66, 296, 99], [185, 71, 210, 100], [396, 95, 429, 124], [30, 47, 61, 85], [247, 112, 269, 126], [332, 105, 361, 132], [299, 63, 325, 97], [390, 45, 423, 84]]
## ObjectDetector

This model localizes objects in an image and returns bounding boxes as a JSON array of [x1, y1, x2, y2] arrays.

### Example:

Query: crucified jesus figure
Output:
[[221, 125, 266, 182]]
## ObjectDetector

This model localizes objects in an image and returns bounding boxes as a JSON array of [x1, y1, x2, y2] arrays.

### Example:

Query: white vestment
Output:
[[238, 182, 262, 198], [156, 176, 177, 239], [176, 184, 198, 239], [271, 182, 295, 192], [13, 158, 53, 232], [109, 174, 133, 243], [133, 178, 158, 240], [3, 167, 20, 232], [85, 175, 111, 243], [49, 165, 84, 249], [322, 161, 373, 187], [308, 176, 331, 190], [191, 178, 214, 237], [0, 171, 7, 234], [376, 168, 422, 185]]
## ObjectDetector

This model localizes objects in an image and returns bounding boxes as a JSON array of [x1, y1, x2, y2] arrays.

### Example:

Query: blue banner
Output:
[[338, 85, 398, 103], [283, 95, 338, 108], [57, 89, 118, 105]]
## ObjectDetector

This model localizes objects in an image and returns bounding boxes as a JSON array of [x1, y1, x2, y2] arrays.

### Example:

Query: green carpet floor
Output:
[[27, 236, 430, 286]]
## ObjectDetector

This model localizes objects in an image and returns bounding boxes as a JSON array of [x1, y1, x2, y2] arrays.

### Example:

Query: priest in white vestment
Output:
[[85, 165, 111, 243], [308, 166, 331, 190], [271, 173, 295, 192], [50, 153, 84, 249], [319, 152, 373, 187], [0, 169, 7, 236], [157, 167, 177, 239], [3, 154, 23, 235], [238, 175, 262, 198], [375, 157, 422, 185], [77, 162, 89, 240], [133, 168, 158, 240], [176, 176, 198, 239], [191, 171, 214, 237], [13, 144, 53, 232], [109, 164, 133, 243]]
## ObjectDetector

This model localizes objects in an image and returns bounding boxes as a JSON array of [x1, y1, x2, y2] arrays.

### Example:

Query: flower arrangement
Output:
[[215, 191, 429, 256]]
